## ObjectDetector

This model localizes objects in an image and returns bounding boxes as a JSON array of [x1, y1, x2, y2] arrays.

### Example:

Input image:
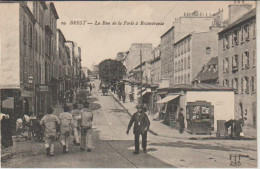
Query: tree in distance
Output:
[[98, 59, 126, 85]]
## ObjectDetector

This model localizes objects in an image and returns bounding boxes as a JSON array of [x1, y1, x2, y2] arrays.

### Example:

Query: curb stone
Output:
[[109, 91, 158, 136], [1, 152, 15, 161]]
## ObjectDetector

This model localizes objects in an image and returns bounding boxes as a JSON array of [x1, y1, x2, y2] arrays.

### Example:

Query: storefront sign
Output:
[[21, 90, 33, 97], [39, 85, 48, 92]]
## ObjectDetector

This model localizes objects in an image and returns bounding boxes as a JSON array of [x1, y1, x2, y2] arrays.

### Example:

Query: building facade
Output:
[[218, 8, 256, 128], [160, 27, 174, 83], [45, 2, 59, 105], [125, 43, 153, 73], [151, 45, 161, 85], [160, 10, 225, 85], [173, 29, 220, 85], [0, 2, 83, 122]]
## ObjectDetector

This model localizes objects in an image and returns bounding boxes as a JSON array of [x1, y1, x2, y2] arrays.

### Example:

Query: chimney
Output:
[[228, 2, 252, 24]]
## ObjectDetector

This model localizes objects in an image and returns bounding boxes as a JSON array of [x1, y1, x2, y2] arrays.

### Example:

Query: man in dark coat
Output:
[[178, 108, 185, 134], [1, 113, 13, 148], [126, 104, 150, 154]]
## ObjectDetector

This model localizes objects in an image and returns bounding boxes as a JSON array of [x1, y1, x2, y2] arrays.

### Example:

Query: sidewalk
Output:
[[109, 91, 256, 140]]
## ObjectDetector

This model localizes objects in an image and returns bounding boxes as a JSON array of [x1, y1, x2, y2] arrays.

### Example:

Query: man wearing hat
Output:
[[126, 104, 150, 154]]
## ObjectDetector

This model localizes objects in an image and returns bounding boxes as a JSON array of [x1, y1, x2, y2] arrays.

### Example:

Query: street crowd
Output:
[[0, 80, 183, 157], [40, 101, 94, 157]]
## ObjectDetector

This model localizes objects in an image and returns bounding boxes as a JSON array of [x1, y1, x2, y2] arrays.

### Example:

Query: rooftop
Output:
[[160, 26, 174, 38], [159, 83, 233, 91], [193, 57, 218, 82], [219, 8, 256, 34]]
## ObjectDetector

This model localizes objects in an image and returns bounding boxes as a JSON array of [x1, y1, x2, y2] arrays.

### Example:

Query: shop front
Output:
[[1, 89, 22, 133], [156, 94, 180, 127], [157, 84, 235, 134]]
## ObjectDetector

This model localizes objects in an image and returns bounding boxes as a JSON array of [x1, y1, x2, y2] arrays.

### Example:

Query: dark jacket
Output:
[[127, 112, 150, 135]]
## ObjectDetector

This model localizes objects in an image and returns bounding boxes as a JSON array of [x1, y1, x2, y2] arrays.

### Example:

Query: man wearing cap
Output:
[[59, 105, 74, 154], [79, 101, 93, 152], [71, 103, 80, 146], [40, 108, 60, 157], [126, 104, 150, 154]]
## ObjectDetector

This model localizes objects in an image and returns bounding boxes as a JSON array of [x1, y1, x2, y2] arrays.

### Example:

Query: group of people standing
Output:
[[40, 101, 93, 157]]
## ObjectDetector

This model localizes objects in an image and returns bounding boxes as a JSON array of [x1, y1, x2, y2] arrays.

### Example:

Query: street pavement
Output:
[[1, 79, 257, 168]]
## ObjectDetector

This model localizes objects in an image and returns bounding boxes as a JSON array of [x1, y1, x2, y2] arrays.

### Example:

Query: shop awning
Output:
[[142, 91, 152, 96], [156, 95, 179, 104]]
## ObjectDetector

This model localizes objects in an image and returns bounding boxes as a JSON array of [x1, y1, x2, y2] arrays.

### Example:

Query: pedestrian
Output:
[[71, 103, 80, 146], [59, 105, 74, 154], [117, 90, 122, 101], [122, 91, 126, 103], [177, 108, 185, 134], [80, 101, 93, 152], [40, 108, 60, 157], [16, 114, 30, 141], [92, 83, 95, 89], [126, 104, 150, 154], [1, 113, 13, 148], [89, 83, 92, 92]]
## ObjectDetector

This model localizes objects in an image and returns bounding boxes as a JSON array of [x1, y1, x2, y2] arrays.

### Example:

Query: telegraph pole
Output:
[[140, 44, 143, 104]]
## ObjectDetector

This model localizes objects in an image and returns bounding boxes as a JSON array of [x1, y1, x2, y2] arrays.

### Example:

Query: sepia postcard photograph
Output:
[[0, 0, 257, 168]]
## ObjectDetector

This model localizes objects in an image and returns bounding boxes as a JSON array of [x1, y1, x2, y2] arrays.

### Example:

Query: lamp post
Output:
[[28, 75, 35, 116]]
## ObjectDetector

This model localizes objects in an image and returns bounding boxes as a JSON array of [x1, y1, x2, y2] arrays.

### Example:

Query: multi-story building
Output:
[[45, 2, 59, 104], [57, 29, 68, 97], [27, 1, 49, 114], [0, 2, 37, 119], [1, 2, 83, 123], [125, 43, 153, 73], [173, 9, 226, 42], [64, 46, 72, 91], [160, 27, 174, 83], [74, 44, 82, 88], [160, 10, 225, 85], [131, 60, 152, 86], [151, 45, 161, 85], [173, 29, 220, 85], [65, 41, 75, 88], [218, 7, 256, 128]]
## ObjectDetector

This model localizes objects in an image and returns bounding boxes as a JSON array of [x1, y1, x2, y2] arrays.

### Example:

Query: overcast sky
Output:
[[53, 1, 256, 70]]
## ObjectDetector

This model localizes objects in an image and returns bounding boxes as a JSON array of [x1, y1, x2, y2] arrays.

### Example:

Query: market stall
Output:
[[156, 84, 235, 134]]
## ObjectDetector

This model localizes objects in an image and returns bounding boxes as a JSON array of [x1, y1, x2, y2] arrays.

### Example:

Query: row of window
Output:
[[174, 56, 191, 72], [223, 76, 256, 95], [151, 74, 161, 82], [174, 73, 191, 84], [33, 2, 45, 27], [23, 15, 46, 57], [223, 50, 256, 73], [174, 38, 191, 58], [223, 21, 256, 50]]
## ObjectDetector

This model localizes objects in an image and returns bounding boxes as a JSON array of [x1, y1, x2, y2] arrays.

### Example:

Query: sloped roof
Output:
[[163, 83, 233, 91], [219, 8, 256, 34], [193, 57, 218, 82]]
